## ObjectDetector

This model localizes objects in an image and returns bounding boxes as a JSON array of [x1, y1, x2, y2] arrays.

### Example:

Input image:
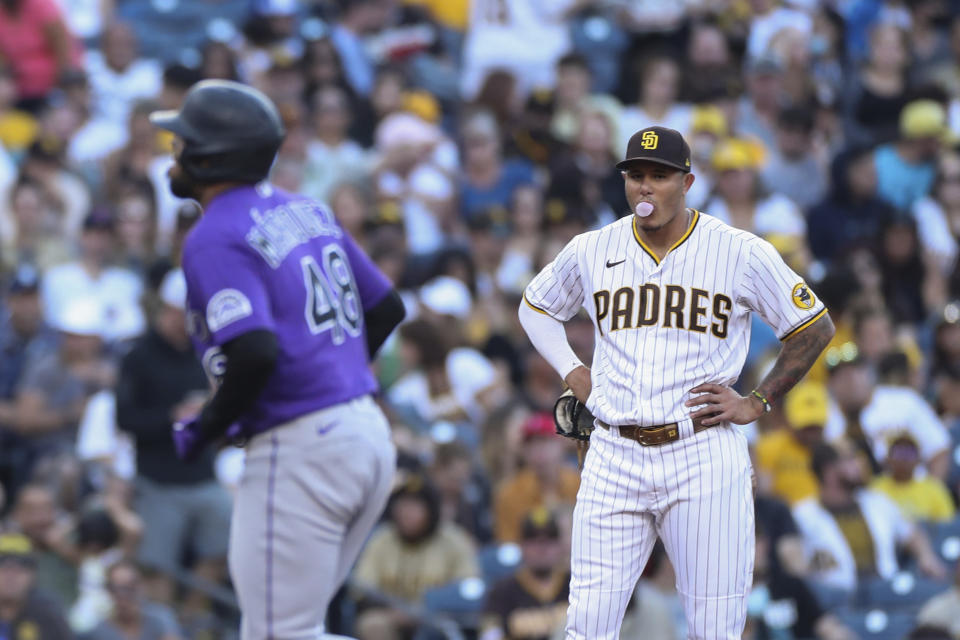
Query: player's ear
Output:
[[682, 172, 695, 193]]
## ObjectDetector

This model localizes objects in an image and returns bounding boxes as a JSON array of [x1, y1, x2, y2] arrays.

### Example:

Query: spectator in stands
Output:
[[114, 269, 228, 622], [876, 215, 934, 325], [792, 440, 945, 592], [858, 350, 951, 480], [925, 13, 960, 94], [68, 502, 141, 632], [302, 35, 346, 95], [847, 22, 913, 145], [480, 507, 569, 640], [0, 265, 57, 495], [761, 104, 827, 209], [84, 559, 182, 640], [735, 55, 784, 151], [917, 560, 960, 638], [912, 151, 960, 279], [705, 137, 808, 269], [101, 99, 165, 198], [198, 40, 239, 82], [680, 21, 735, 104], [824, 343, 881, 472], [550, 53, 617, 147], [0, 532, 72, 638], [546, 109, 627, 227], [458, 110, 535, 223], [41, 210, 144, 344], [429, 441, 493, 544], [330, 0, 392, 97], [807, 144, 896, 266], [756, 381, 828, 505], [20, 140, 90, 237], [353, 474, 479, 638], [744, 519, 854, 640], [6, 484, 78, 608], [755, 494, 809, 578], [1, 296, 114, 483], [870, 434, 955, 522], [850, 307, 897, 370], [493, 413, 579, 543], [619, 56, 692, 152], [874, 99, 948, 212], [0, 0, 82, 110], [84, 21, 161, 125], [111, 181, 157, 277], [1, 177, 73, 272], [301, 84, 370, 203]]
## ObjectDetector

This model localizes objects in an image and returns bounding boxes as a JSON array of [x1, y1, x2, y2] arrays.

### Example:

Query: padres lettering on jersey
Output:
[[523, 211, 826, 427]]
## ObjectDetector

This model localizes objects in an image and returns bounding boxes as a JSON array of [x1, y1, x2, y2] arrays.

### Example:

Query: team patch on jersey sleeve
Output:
[[206, 288, 253, 332], [791, 282, 815, 310]]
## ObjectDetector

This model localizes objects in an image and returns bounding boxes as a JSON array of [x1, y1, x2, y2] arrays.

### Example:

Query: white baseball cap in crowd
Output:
[[375, 112, 443, 151], [419, 276, 472, 319], [159, 268, 187, 311]]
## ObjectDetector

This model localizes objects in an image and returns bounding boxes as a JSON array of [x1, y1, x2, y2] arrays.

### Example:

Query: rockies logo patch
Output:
[[791, 282, 815, 310]]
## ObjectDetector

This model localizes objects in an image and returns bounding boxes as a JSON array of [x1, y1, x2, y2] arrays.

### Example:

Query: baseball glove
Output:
[[553, 389, 595, 441]]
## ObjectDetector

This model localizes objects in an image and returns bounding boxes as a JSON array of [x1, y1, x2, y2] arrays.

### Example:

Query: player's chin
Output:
[[635, 216, 666, 232]]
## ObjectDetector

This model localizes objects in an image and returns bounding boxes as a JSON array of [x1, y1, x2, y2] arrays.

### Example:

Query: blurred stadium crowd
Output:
[[1, 0, 960, 638]]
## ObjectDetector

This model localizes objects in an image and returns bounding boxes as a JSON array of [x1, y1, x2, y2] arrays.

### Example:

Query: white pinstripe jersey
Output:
[[524, 210, 826, 426]]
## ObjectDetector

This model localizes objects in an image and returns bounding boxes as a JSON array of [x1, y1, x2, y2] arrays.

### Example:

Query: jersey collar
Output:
[[632, 209, 700, 266]]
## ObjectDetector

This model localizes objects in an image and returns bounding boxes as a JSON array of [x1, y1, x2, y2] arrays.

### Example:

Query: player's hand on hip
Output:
[[564, 365, 592, 404], [685, 383, 763, 425]]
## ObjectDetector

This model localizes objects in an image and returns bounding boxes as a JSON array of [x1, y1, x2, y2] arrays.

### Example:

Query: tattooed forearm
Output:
[[756, 313, 835, 404]]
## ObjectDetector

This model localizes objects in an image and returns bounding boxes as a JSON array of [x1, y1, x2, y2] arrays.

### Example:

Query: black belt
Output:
[[597, 415, 714, 446]]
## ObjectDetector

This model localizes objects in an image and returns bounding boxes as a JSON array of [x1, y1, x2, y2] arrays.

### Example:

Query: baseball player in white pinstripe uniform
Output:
[[517, 126, 835, 640]]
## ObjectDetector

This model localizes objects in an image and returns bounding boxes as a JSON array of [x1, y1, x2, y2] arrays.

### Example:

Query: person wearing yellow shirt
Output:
[[756, 382, 828, 505], [870, 434, 956, 523]]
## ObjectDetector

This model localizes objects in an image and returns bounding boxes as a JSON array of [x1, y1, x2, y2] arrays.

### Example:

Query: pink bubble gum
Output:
[[635, 202, 654, 217]]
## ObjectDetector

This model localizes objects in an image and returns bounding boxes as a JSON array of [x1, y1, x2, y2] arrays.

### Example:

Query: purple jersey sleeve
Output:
[[339, 229, 392, 309], [184, 241, 275, 346]]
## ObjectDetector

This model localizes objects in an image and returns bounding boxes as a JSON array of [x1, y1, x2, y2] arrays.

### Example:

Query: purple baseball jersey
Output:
[[181, 184, 392, 435]]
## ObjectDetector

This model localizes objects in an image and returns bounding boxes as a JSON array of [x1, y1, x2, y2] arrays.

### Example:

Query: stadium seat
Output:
[[807, 581, 853, 612], [479, 543, 522, 584], [857, 572, 950, 610], [920, 517, 960, 570], [834, 609, 917, 640], [422, 576, 488, 633]]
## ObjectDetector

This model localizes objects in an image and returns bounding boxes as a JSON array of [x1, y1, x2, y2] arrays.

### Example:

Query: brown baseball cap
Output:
[[617, 126, 692, 172]]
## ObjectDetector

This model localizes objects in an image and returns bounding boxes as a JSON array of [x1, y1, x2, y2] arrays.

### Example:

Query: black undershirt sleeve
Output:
[[364, 289, 405, 358], [196, 329, 278, 443]]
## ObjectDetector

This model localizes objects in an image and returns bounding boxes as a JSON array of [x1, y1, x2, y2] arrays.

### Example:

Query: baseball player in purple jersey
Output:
[[150, 80, 405, 639]]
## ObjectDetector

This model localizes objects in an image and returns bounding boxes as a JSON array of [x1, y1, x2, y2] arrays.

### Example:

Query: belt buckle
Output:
[[638, 424, 679, 446]]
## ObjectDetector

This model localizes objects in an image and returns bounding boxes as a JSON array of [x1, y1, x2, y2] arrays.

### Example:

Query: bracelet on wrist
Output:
[[751, 389, 772, 413]]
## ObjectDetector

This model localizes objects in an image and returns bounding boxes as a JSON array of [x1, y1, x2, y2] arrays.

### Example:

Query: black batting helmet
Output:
[[150, 80, 285, 184]]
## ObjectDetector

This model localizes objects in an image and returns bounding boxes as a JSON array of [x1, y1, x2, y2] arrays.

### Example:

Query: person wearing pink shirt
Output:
[[0, 0, 82, 110]]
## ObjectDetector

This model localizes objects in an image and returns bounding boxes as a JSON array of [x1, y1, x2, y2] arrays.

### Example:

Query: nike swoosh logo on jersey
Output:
[[317, 421, 339, 435], [606, 259, 626, 268]]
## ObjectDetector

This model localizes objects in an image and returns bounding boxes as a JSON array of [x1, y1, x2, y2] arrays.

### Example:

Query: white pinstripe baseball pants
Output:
[[565, 420, 755, 640]]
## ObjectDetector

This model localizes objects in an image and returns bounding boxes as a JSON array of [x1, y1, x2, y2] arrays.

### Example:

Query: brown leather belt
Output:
[[598, 415, 714, 446]]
